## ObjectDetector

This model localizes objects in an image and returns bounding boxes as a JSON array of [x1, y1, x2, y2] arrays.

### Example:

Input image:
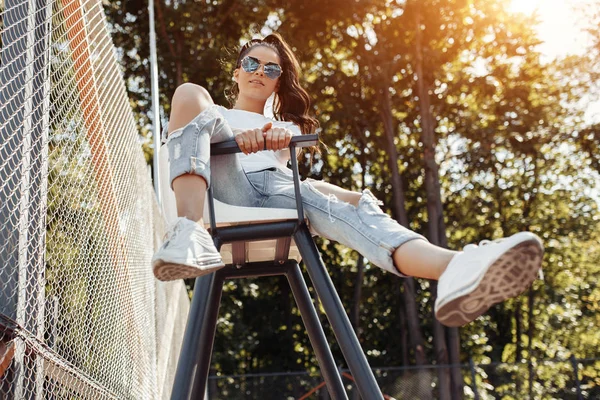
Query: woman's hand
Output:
[[264, 125, 293, 151], [234, 122, 294, 154], [234, 123, 271, 155]]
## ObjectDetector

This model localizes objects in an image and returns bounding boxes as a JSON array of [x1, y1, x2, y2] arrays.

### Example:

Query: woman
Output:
[[151, 33, 543, 327]]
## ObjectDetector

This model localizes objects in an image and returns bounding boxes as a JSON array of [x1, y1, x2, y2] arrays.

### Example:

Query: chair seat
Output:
[[202, 199, 302, 265], [158, 145, 302, 265], [205, 199, 298, 225]]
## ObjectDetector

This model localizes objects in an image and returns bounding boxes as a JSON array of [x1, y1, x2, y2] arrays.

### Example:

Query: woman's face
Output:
[[234, 46, 281, 101]]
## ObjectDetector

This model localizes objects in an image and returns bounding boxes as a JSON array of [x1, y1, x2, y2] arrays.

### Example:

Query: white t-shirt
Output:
[[214, 105, 302, 173]]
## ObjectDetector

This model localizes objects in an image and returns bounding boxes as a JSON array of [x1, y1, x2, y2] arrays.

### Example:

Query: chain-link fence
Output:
[[206, 357, 600, 399], [0, 0, 189, 398]]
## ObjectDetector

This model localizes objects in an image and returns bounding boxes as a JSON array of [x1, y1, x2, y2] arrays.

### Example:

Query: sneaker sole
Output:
[[435, 239, 543, 327], [153, 258, 225, 281]]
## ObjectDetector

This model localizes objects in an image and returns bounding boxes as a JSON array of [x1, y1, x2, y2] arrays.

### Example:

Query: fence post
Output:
[[148, 0, 162, 204], [528, 359, 534, 400], [0, 0, 51, 398], [468, 358, 480, 400], [569, 355, 583, 400]]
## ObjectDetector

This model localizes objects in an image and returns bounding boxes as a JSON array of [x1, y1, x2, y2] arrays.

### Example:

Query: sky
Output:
[[509, 0, 593, 59], [509, 0, 600, 122]]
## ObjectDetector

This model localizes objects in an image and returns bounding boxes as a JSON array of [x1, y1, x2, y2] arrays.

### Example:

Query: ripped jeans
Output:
[[165, 105, 426, 277]]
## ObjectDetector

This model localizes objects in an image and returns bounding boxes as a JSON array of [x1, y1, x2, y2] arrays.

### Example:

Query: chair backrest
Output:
[[157, 144, 301, 265]]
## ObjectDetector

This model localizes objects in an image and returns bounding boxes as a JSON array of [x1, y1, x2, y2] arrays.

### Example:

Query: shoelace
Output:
[[163, 218, 184, 241], [467, 237, 545, 281], [464, 238, 504, 251], [478, 238, 504, 246]]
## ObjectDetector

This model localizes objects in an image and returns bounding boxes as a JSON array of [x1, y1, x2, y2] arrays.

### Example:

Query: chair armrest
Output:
[[210, 134, 319, 155]]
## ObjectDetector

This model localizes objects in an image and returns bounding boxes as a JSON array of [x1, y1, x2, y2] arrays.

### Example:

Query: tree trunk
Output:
[[528, 288, 535, 399], [281, 276, 294, 367], [516, 300, 523, 394], [379, 84, 432, 397], [379, 87, 408, 227], [413, 3, 462, 399], [154, 0, 176, 60], [175, 30, 183, 87], [154, 0, 183, 89], [379, 87, 427, 362], [431, 293, 451, 399], [397, 284, 410, 368], [446, 322, 462, 399]]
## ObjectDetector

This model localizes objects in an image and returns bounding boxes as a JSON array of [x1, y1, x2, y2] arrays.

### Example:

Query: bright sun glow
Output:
[[509, 0, 544, 14], [509, 0, 591, 59], [509, 0, 600, 124]]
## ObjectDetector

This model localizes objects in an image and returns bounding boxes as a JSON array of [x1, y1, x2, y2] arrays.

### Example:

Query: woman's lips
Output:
[[249, 80, 264, 86]]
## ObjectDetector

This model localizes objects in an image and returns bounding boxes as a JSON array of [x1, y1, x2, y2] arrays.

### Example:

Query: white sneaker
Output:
[[435, 232, 544, 327], [152, 217, 225, 281]]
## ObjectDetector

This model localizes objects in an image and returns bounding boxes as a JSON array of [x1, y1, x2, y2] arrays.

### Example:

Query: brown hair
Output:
[[227, 33, 320, 138]]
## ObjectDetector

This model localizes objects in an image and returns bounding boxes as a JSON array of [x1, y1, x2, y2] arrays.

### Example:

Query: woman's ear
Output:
[[233, 69, 239, 83]]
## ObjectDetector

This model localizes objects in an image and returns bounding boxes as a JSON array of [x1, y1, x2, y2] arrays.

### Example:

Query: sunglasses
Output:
[[240, 56, 282, 80]]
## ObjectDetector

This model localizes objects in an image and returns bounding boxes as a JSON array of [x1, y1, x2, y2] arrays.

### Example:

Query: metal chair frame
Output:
[[169, 135, 383, 400]]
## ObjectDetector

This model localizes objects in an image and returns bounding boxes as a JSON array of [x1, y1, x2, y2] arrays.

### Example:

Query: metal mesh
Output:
[[207, 360, 599, 399], [0, 0, 189, 398], [206, 368, 437, 399], [474, 359, 600, 400], [207, 372, 325, 400]]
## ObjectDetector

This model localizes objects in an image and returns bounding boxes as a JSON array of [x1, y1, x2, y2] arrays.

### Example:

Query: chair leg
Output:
[[293, 224, 384, 400], [170, 272, 225, 400], [286, 262, 348, 400]]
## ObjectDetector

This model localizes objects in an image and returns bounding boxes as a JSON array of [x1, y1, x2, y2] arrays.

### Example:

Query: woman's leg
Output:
[[165, 83, 261, 221], [168, 83, 213, 223], [306, 181, 533, 284], [307, 180, 361, 206], [153, 83, 262, 281], [256, 170, 423, 277], [261, 171, 543, 326], [392, 240, 456, 280], [305, 179, 455, 279]]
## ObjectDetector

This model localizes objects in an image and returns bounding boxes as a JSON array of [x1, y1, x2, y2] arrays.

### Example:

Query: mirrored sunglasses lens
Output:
[[264, 65, 282, 79], [242, 57, 259, 72]]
